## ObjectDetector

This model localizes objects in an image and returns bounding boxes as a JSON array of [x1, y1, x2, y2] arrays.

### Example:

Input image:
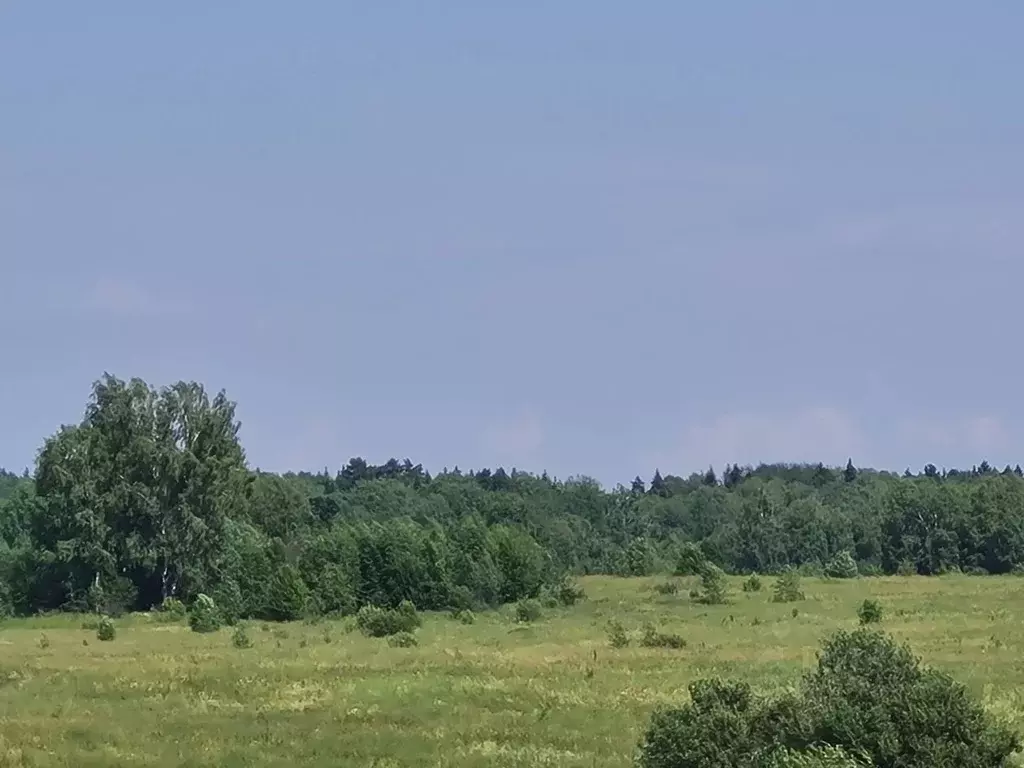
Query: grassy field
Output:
[[2, 574, 1024, 767]]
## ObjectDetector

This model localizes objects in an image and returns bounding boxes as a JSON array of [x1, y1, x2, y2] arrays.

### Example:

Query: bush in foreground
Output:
[[154, 597, 187, 622], [515, 598, 542, 623], [640, 622, 686, 649], [96, 617, 115, 641], [232, 625, 253, 648], [637, 628, 1019, 768], [387, 631, 418, 648], [824, 551, 859, 579], [692, 564, 729, 605], [743, 574, 763, 593]]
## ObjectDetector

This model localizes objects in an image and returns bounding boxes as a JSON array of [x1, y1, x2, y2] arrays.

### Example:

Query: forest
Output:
[[2, 373, 1024, 620]]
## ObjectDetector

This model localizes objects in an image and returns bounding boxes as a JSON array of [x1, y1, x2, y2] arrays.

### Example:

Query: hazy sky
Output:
[[3, 3, 1023, 486]]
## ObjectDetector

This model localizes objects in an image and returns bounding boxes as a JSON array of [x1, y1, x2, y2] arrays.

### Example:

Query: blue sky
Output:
[[3, 3, 1023, 486]]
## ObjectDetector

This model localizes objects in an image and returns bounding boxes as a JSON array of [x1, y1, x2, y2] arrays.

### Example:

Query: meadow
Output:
[[1, 574, 1023, 767]]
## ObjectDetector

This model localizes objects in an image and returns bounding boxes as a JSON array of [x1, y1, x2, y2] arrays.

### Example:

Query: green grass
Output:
[[1, 574, 1023, 766]]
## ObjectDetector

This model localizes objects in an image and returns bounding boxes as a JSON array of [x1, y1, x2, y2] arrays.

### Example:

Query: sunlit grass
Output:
[[1, 574, 1023, 766]]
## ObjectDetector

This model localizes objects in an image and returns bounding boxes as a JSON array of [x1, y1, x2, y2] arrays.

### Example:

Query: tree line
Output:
[[2, 374, 1024, 618]]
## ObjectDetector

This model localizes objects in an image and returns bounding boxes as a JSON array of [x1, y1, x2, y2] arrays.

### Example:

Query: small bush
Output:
[[515, 598, 542, 623], [551, 576, 586, 606], [232, 625, 253, 648], [857, 598, 882, 625], [857, 562, 884, 577], [824, 551, 859, 579], [607, 619, 629, 649], [152, 597, 187, 623], [640, 622, 687, 649], [743, 574, 763, 592], [387, 631, 418, 648], [38, 633, 50, 650], [452, 609, 475, 625], [653, 580, 680, 596], [772, 568, 805, 603], [896, 559, 917, 576], [693, 563, 729, 605], [188, 593, 222, 634], [355, 602, 421, 637], [96, 617, 115, 641]]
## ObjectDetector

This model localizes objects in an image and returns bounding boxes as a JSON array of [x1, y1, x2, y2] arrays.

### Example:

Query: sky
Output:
[[3, 3, 1024, 487]]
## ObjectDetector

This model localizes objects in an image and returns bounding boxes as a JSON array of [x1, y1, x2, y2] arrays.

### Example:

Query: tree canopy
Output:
[[2, 374, 1024, 618]]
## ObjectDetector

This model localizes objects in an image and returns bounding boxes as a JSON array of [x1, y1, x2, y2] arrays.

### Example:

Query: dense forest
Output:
[[2, 374, 1024, 619]]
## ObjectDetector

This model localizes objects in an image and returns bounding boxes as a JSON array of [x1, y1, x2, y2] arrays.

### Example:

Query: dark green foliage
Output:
[[550, 575, 586, 606], [857, 598, 882, 625], [264, 564, 309, 621], [355, 602, 420, 637], [638, 628, 1020, 768], [742, 574, 763, 592], [825, 551, 859, 579], [772, 569, 805, 603], [96, 617, 115, 641], [515, 598, 542, 623], [693, 564, 729, 605], [653, 580, 680, 596], [387, 631, 418, 648], [231, 625, 253, 648], [156, 597, 187, 622], [188, 593, 222, 633], [10, 373, 1024, 622], [452, 608, 475, 625], [607, 619, 629, 648], [640, 622, 686, 649], [675, 542, 709, 576]]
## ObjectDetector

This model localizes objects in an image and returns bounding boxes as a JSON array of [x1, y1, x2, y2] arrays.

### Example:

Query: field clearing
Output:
[[2, 575, 1024, 767]]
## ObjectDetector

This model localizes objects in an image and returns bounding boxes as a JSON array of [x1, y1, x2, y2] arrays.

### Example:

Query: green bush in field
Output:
[[743, 574, 763, 592], [232, 625, 253, 649], [188, 593, 222, 634], [674, 542, 709, 576], [693, 563, 729, 605], [355, 601, 420, 637], [387, 631, 418, 648], [772, 568, 805, 603], [96, 617, 115, 641], [515, 598, 542, 623], [824, 551, 859, 579], [607, 619, 629, 649], [637, 628, 1020, 768], [653, 580, 680, 596], [857, 598, 882, 625], [452, 609, 475, 625], [155, 597, 187, 622], [552, 575, 586, 606], [640, 622, 686, 649]]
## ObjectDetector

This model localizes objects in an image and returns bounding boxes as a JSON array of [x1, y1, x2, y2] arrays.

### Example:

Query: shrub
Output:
[[824, 551, 859, 579], [232, 625, 253, 649], [551, 576, 586, 606], [896, 559, 917, 576], [515, 598, 542, 623], [798, 561, 824, 577], [640, 622, 687, 649], [155, 597, 187, 622], [743, 574, 763, 592], [693, 563, 729, 605], [38, 633, 50, 650], [653, 580, 680, 596], [857, 562, 884, 577], [857, 598, 882, 625], [772, 568, 805, 603], [355, 602, 420, 637], [638, 628, 1020, 768], [188, 593, 222, 634], [210, 579, 243, 626], [452, 609, 475, 625], [264, 564, 310, 622], [762, 745, 871, 767], [387, 631, 418, 648], [607, 619, 629, 649], [674, 542, 709, 576], [96, 617, 115, 641]]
